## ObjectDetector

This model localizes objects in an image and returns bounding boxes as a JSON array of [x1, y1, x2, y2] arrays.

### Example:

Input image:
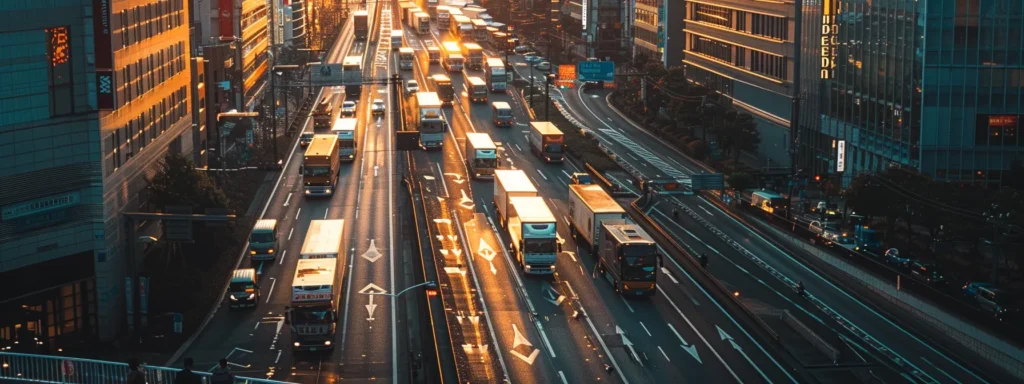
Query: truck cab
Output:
[[491, 102, 513, 127], [228, 268, 260, 308], [249, 219, 279, 261]]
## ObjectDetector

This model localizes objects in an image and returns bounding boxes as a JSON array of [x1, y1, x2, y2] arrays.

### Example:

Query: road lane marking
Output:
[[514, 143, 523, 152], [561, 170, 572, 179], [658, 286, 739, 381], [436, 163, 450, 196], [274, 350, 282, 364], [558, 371, 568, 384], [341, 247, 357, 347], [283, 193, 292, 206], [619, 295, 635, 313], [698, 205, 714, 217], [264, 278, 276, 303], [639, 321, 652, 337], [324, 208, 329, 219], [658, 346, 671, 362], [278, 250, 286, 265], [537, 169, 548, 180], [660, 267, 679, 283], [294, 208, 301, 220], [288, 228, 294, 240]]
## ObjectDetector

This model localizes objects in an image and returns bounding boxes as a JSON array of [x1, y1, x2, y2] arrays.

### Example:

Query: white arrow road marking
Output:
[[359, 283, 388, 295], [444, 172, 465, 184], [667, 323, 702, 364], [433, 218, 452, 225], [436, 235, 444, 241], [540, 282, 565, 306], [447, 235, 457, 242], [718, 326, 769, 382], [422, 175, 435, 180], [459, 189, 475, 209], [366, 294, 378, 321], [510, 324, 541, 365], [362, 239, 383, 262], [616, 326, 642, 366]]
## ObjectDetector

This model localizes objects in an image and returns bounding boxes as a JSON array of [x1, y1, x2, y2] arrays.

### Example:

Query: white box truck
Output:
[[300, 219, 345, 259], [568, 184, 628, 251], [287, 258, 340, 351], [506, 196, 558, 274], [465, 132, 498, 179], [493, 169, 538, 226]]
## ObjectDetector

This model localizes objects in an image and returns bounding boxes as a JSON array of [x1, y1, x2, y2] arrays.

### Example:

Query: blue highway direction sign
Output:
[[577, 61, 615, 82]]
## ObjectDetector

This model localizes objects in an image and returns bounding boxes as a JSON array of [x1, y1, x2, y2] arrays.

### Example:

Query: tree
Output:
[[720, 112, 761, 162], [147, 153, 232, 213], [727, 172, 757, 191], [687, 140, 707, 161]]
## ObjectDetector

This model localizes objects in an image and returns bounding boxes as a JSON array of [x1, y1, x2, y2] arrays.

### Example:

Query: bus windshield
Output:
[[524, 238, 557, 254], [303, 165, 332, 177], [621, 245, 657, 281], [545, 143, 563, 154], [292, 306, 334, 324]]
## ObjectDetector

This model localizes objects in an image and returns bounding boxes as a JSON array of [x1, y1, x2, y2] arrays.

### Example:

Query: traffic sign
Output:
[[577, 61, 615, 82], [691, 173, 725, 191]]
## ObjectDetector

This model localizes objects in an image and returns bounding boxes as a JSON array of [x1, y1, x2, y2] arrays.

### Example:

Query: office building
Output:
[[191, 0, 269, 110], [0, 0, 194, 348], [682, 0, 798, 168], [796, 0, 1024, 186], [631, 0, 684, 67], [279, 0, 308, 47], [561, 0, 626, 60]]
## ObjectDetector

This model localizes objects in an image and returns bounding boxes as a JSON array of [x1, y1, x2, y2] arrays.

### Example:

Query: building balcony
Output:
[[635, 38, 659, 54], [635, 20, 658, 33]]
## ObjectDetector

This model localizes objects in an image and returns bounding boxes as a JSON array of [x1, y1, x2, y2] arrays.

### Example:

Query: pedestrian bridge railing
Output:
[[0, 352, 295, 384]]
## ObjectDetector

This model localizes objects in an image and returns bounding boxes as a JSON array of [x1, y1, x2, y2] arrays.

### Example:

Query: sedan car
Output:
[[828, 234, 859, 252], [371, 99, 386, 115], [404, 80, 419, 95], [341, 101, 357, 117], [514, 45, 533, 54], [524, 55, 544, 64], [534, 62, 551, 71]]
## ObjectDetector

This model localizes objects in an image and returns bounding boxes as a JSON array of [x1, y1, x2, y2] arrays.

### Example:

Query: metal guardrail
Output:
[[0, 352, 294, 383]]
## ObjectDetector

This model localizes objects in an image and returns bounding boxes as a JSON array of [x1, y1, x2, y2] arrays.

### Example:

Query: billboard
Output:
[[836, 140, 846, 173], [311, 63, 344, 85]]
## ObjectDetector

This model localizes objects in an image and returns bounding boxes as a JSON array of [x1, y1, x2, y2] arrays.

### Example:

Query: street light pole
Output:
[[271, 70, 278, 163]]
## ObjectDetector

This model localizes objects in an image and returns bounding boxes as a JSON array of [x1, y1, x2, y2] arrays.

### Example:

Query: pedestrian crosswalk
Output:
[[598, 129, 688, 180]]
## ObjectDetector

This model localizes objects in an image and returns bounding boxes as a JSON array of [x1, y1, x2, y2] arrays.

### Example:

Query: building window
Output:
[[750, 50, 787, 80], [751, 14, 788, 40], [689, 34, 733, 63], [46, 26, 73, 116], [735, 47, 747, 67], [693, 3, 732, 29]]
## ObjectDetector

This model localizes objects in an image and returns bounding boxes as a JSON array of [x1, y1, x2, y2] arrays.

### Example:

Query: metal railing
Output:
[[0, 352, 295, 384]]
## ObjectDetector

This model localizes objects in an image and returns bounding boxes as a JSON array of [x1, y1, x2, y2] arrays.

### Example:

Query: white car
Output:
[[371, 99, 386, 115], [341, 101, 357, 117], [404, 80, 419, 95], [533, 61, 551, 71]]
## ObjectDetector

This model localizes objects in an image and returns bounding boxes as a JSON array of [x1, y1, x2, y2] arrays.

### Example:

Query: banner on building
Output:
[[219, 0, 235, 39], [820, 0, 840, 79], [92, 0, 112, 69], [836, 140, 846, 173]]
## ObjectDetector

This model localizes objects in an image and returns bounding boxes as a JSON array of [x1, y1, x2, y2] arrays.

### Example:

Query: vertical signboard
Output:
[[93, 0, 115, 109], [139, 277, 150, 327], [820, 0, 839, 79], [125, 277, 134, 328], [219, 0, 235, 39], [836, 140, 846, 172]]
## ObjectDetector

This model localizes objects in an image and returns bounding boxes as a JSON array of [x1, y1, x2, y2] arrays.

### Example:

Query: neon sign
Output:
[[820, 0, 839, 79]]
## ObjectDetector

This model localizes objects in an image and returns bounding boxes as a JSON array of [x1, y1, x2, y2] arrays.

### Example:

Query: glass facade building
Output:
[[797, 0, 1024, 186]]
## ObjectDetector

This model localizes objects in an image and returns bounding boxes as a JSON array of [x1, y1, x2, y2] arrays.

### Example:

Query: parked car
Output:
[[909, 261, 946, 286], [570, 172, 593, 185], [828, 234, 859, 252], [404, 80, 419, 95], [371, 99, 386, 115], [534, 62, 551, 71], [341, 101, 357, 117]]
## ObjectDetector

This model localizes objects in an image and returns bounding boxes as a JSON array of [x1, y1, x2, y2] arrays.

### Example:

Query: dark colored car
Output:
[[909, 261, 946, 286], [570, 172, 593, 185]]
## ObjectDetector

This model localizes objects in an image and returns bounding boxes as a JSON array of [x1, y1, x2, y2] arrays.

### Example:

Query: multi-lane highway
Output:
[[557, 74, 998, 383], [397, 17, 799, 382], [171, 4, 412, 382]]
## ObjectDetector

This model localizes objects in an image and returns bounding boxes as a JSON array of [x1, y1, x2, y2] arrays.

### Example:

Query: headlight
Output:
[[294, 342, 301, 347], [550, 264, 556, 271], [324, 341, 332, 346], [230, 295, 238, 301], [325, 188, 332, 194], [305, 190, 311, 195], [251, 250, 257, 255], [248, 293, 255, 300], [268, 249, 274, 254]]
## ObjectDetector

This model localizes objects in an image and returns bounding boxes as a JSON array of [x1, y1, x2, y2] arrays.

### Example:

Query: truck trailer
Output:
[[568, 184, 628, 251], [300, 219, 345, 259], [353, 10, 369, 40], [331, 118, 357, 161], [528, 121, 565, 162], [493, 169, 538, 226], [303, 135, 340, 196], [412, 92, 446, 149], [506, 196, 559, 274]]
